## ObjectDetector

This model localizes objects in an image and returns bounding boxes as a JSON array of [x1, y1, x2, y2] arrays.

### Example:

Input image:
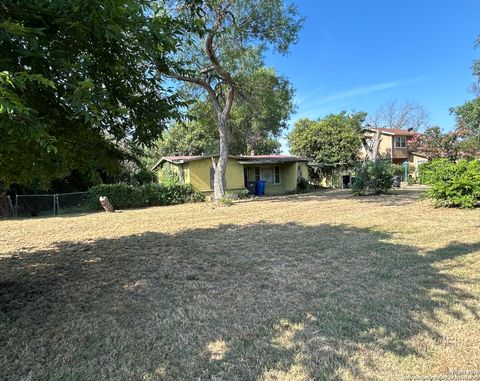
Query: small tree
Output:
[[288, 112, 366, 165]]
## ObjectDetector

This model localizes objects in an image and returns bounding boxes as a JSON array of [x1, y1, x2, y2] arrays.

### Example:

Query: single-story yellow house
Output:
[[152, 154, 310, 195]]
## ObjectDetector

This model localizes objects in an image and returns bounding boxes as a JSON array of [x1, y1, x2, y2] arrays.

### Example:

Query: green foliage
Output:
[[0, 0, 180, 188], [448, 35, 480, 157], [297, 177, 309, 192], [87, 183, 205, 210], [217, 196, 234, 206], [237, 189, 253, 199], [150, 67, 295, 157], [158, 167, 182, 186], [420, 159, 480, 208], [392, 164, 405, 177], [352, 161, 395, 196], [288, 112, 366, 167]]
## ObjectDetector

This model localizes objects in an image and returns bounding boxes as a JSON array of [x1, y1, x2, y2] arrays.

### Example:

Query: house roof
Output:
[[237, 154, 310, 164], [364, 127, 417, 136], [152, 154, 310, 170]]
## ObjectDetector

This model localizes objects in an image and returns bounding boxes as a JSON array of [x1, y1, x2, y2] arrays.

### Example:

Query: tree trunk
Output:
[[371, 130, 381, 162], [214, 114, 228, 200]]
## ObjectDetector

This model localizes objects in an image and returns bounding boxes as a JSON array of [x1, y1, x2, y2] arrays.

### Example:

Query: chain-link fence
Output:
[[15, 191, 90, 217]]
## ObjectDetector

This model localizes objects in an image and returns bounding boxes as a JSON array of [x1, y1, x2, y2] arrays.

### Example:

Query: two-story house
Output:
[[320, 127, 429, 188], [362, 127, 428, 168]]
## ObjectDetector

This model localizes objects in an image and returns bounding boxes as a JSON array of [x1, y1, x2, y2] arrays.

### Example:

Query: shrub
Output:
[[88, 183, 205, 210], [217, 196, 233, 206], [392, 164, 404, 177], [420, 159, 480, 208], [297, 177, 309, 192], [158, 166, 182, 186], [237, 189, 253, 199], [352, 160, 395, 196]]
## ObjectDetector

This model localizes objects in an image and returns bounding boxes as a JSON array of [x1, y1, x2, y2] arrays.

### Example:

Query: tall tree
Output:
[[0, 0, 179, 189], [288, 112, 366, 166], [368, 100, 430, 131], [450, 36, 480, 155], [151, 66, 295, 159], [161, 0, 302, 200]]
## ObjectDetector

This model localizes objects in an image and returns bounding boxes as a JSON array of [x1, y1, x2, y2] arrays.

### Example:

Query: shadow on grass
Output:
[[1, 223, 479, 380]]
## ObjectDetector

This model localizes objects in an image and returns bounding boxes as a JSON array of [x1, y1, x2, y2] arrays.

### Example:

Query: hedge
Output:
[[87, 183, 205, 210], [420, 159, 480, 208]]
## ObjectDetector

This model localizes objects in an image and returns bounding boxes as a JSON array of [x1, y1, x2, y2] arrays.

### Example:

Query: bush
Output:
[[237, 189, 252, 199], [352, 160, 395, 196], [88, 183, 205, 210], [392, 164, 404, 177], [420, 159, 480, 208], [297, 177, 309, 192], [217, 196, 233, 206], [158, 167, 182, 186]]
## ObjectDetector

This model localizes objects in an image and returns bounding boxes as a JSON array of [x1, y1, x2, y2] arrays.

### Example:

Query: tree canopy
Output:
[[151, 66, 295, 159], [288, 112, 366, 166], [0, 0, 179, 189]]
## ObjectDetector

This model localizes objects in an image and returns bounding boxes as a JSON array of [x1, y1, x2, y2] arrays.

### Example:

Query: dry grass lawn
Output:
[[1, 189, 480, 381]]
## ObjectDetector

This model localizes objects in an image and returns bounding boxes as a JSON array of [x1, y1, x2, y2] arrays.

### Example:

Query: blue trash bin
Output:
[[256, 180, 266, 196]]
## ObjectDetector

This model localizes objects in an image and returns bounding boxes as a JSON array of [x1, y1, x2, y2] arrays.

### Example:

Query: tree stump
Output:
[[99, 196, 115, 212]]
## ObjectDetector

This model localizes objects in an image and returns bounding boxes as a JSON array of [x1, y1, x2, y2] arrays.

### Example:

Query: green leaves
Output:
[[0, 0, 181, 188], [352, 160, 395, 196], [288, 112, 366, 166], [421, 159, 480, 208]]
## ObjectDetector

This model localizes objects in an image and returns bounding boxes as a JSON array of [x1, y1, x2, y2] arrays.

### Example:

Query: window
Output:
[[394, 136, 407, 148], [274, 166, 280, 184], [254, 167, 260, 181], [261, 167, 273, 183], [252, 166, 280, 184]]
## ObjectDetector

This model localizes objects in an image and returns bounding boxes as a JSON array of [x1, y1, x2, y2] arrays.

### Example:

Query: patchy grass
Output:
[[1, 189, 479, 381]]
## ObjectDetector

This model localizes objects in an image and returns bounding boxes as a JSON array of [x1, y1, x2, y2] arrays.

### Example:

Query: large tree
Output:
[[151, 66, 295, 158], [368, 100, 430, 131], [288, 112, 366, 166], [162, 0, 302, 200], [0, 0, 178, 189]]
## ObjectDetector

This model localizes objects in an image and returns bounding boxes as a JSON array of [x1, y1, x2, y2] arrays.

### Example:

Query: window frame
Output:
[[254, 167, 260, 182], [394, 136, 407, 148], [274, 166, 280, 184]]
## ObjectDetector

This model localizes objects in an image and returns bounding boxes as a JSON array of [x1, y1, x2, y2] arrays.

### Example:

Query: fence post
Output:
[[15, 195, 18, 218], [53, 194, 56, 216], [55, 194, 60, 215]]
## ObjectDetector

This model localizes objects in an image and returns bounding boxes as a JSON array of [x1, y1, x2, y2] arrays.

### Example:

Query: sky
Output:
[[263, 0, 480, 152]]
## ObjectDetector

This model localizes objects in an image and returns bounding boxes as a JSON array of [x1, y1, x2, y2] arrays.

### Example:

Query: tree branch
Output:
[[204, 5, 236, 118], [168, 70, 223, 115]]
